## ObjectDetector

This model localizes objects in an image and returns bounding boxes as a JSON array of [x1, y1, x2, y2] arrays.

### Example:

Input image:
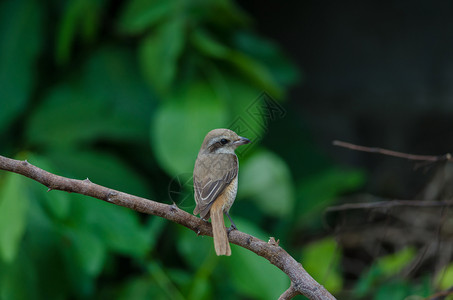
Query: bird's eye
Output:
[[220, 138, 229, 145]]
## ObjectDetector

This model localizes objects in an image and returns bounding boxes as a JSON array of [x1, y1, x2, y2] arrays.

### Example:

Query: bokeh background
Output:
[[1, 0, 453, 299]]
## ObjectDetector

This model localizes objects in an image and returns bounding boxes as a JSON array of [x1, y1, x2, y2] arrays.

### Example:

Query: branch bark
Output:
[[0, 155, 335, 300]]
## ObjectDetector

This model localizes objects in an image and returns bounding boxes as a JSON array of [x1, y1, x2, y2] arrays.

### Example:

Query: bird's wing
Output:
[[193, 154, 238, 218]]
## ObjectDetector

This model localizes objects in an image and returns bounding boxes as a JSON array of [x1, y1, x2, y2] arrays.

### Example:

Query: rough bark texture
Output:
[[0, 155, 336, 300]]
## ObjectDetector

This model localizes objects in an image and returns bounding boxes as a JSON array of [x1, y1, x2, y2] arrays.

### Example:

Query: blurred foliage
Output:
[[0, 0, 436, 299], [302, 238, 343, 294]]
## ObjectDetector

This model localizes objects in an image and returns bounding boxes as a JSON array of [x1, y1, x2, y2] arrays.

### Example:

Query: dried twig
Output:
[[426, 286, 453, 300], [327, 199, 453, 212], [332, 140, 452, 162], [0, 155, 335, 300]]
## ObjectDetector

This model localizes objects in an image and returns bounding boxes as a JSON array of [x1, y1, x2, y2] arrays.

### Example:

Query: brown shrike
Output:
[[193, 129, 250, 256]]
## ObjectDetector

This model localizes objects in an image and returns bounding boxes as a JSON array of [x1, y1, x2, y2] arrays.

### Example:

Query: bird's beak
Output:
[[234, 136, 251, 146]]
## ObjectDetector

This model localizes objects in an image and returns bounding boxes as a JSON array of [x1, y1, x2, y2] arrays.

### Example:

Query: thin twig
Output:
[[326, 199, 453, 213], [279, 283, 299, 300], [426, 286, 453, 300], [332, 140, 452, 162], [0, 155, 335, 300]]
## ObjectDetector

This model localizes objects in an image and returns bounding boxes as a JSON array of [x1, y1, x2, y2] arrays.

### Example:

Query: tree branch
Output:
[[279, 283, 299, 300], [327, 199, 453, 212], [0, 155, 335, 300], [333, 140, 452, 162]]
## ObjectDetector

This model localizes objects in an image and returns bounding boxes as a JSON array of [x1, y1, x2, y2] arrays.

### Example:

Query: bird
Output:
[[193, 128, 250, 256]]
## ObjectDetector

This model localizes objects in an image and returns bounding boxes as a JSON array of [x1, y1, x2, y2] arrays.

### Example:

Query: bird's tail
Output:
[[210, 199, 231, 256]]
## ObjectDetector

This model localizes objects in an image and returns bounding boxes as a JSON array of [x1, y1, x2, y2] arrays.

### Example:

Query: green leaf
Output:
[[227, 218, 289, 300], [191, 28, 231, 59], [188, 0, 250, 29], [240, 150, 295, 216], [23, 194, 69, 299], [0, 172, 29, 263], [151, 83, 227, 176], [354, 247, 416, 297], [0, 0, 42, 133], [146, 261, 186, 300], [0, 250, 38, 300], [297, 167, 365, 221], [191, 29, 283, 98], [233, 31, 301, 88], [27, 48, 155, 148], [91, 204, 154, 258], [68, 193, 155, 258], [56, 0, 104, 64], [56, 0, 86, 64], [228, 50, 283, 98], [374, 280, 411, 300], [376, 247, 416, 277], [177, 225, 214, 270], [139, 18, 185, 94], [301, 238, 343, 294], [117, 0, 174, 34], [63, 225, 106, 276], [436, 263, 453, 290], [118, 276, 162, 300]]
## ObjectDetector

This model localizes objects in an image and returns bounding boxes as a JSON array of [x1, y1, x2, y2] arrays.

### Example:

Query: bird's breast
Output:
[[220, 175, 238, 213]]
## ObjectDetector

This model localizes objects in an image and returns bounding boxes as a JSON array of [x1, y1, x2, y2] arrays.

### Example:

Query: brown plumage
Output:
[[193, 129, 250, 256]]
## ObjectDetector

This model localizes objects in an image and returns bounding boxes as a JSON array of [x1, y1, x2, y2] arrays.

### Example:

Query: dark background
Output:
[[243, 0, 453, 198]]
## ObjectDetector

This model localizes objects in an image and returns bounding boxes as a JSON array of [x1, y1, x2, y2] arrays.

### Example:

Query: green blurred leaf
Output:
[[301, 238, 343, 294], [64, 225, 106, 276], [227, 218, 289, 300], [42, 189, 70, 221], [354, 266, 382, 298], [192, 0, 250, 28], [191, 29, 283, 98], [178, 226, 213, 270], [0, 0, 42, 133], [376, 247, 416, 277], [0, 250, 38, 300], [354, 247, 416, 298], [139, 18, 185, 94], [176, 227, 215, 300], [374, 280, 411, 300], [146, 261, 185, 300], [117, 0, 173, 34], [68, 193, 154, 258], [373, 278, 431, 300], [119, 276, 163, 300], [0, 172, 29, 263], [24, 194, 69, 299], [228, 50, 282, 98], [233, 31, 301, 88], [436, 262, 453, 290], [33, 150, 155, 256], [27, 48, 155, 148], [191, 28, 233, 59], [56, 0, 86, 64], [151, 83, 227, 176], [186, 276, 211, 300], [240, 150, 295, 217], [297, 168, 365, 220], [56, 0, 104, 64]]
